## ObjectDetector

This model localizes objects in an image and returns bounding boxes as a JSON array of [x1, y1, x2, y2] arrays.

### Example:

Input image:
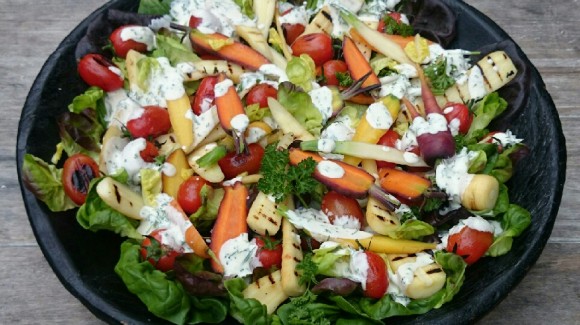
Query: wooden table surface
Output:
[[1, 0, 578, 324]]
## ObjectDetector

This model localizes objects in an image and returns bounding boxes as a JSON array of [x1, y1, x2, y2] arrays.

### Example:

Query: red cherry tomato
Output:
[[77, 53, 124, 92], [255, 236, 283, 269], [282, 23, 306, 45], [481, 131, 505, 152], [109, 25, 150, 59], [140, 229, 181, 272], [139, 140, 159, 163], [126, 105, 171, 139], [189, 15, 203, 28], [447, 226, 494, 265], [376, 130, 400, 169], [363, 251, 389, 299], [246, 84, 278, 108], [321, 191, 364, 229], [291, 33, 334, 66], [177, 176, 209, 215], [443, 102, 473, 135], [321, 60, 348, 86], [62, 154, 100, 205], [192, 76, 219, 115], [218, 143, 265, 179]]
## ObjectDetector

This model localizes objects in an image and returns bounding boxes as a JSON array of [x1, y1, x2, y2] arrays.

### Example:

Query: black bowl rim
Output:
[[15, 0, 567, 324]]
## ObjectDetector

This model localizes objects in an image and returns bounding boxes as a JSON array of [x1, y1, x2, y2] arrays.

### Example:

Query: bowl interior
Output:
[[16, 0, 566, 324]]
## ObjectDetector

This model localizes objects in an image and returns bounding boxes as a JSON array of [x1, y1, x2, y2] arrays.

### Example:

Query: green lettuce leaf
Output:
[[138, 0, 172, 15], [488, 204, 531, 256], [391, 220, 435, 240], [153, 34, 200, 65], [276, 290, 342, 325], [286, 54, 316, 92], [67, 86, 105, 114], [224, 278, 271, 325], [76, 177, 142, 239], [56, 110, 104, 161], [189, 187, 224, 232], [22, 154, 77, 212], [245, 103, 271, 123], [277, 82, 323, 136], [233, 0, 254, 18], [467, 92, 508, 138], [115, 241, 191, 324]]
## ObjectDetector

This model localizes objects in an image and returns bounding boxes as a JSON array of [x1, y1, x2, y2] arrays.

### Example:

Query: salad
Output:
[[22, 0, 533, 324]]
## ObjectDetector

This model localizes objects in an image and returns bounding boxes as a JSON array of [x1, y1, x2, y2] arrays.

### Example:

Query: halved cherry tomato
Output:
[[218, 143, 265, 179], [126, 105, 171, 139], [109, 25, 149, 59], [363, 251, 389, 299], [481, 131, 505, 152], [189, 15, 203, 28], [321, 191, 364, 229], [291, 33, 334, 66], [282, 23, 306, 46], [321, 60, 348, 86], [255, 236, 283, 269], [376, 129, 400, 169], [62, 153, 100, 205], [246, 84, 278, 108], [443, 102, 473, 135], [192, 76, 219, 115], [77, 53, 123, 92], [177, 176, 209, 215], [139, 140, 159, 163], [447, 226, 494, 265], [140, 229, 181, 272]]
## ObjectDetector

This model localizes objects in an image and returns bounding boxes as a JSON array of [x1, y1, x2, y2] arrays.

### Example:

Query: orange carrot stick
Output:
[[168, 200, 210, 259], [342, 36, 381, 89], [189, 30, 270, 71], [209, 181, 248, 273], [288, 148, 375, 199], [214, 73, 246, 134], [378, 167, 431, 201]]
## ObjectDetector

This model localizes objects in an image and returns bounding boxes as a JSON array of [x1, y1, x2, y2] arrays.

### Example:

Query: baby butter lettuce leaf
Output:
[[224, 278, 271, 325], [153, 34, 200, 65], [115, 241, 229, 325], [487, 204, 531, 257], [286, 54, 316, 92], [76, 175, 143, 240], [467, 92, 508, 138], [138, 0, 172, 15], [233, 0, 254, 18], [56, 110, 105, 161], [277, 82, 323, 136], [22, 154, 77, 212]]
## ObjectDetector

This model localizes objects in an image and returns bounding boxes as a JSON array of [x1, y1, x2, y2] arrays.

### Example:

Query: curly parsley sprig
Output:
[[257, 144, 318, 206]]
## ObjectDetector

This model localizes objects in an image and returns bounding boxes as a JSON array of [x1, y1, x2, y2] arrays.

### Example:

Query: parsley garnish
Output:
[[296, 252, 318, 286], [384, 15, 414, 37], [257, 144, 318, 206], [335, 71, 354, 87], [424, 57, 456, 95]]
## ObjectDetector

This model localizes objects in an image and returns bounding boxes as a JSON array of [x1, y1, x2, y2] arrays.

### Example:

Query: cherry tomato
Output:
[[109, 25, 149, 59], [62, 153, 100, 205], [189, 15, 202, 28], [177, 176, 209, 215], [77, 53, 124, 92], [255, 236, 283, 269], [443, 102, 473, 135], [140, 229, 181, 272], [321, 60, 348, 86], [218, 143, 265, 179], [364, 251, 389, 299], [246, 84, 278, 108], [481, 131, 505, 152], [376, 130, 400, 169], [321, 191, 364, 229], [282, 23, 306, 45], [447, 226, 494, 265], [291, 33, 334, 66], [126, 106, 171, 139], [192, 76, 219, 115], [139, 140, 159, 163]]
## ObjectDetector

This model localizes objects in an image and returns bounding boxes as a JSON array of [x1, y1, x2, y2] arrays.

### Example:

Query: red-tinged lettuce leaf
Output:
[[57, 109, 104, 160], [311, 278, 359, 296], [174, 262, 227, 297], [75, 9, 162, 60], [474, 40, 532, 131], [400, 0, 457, 47]]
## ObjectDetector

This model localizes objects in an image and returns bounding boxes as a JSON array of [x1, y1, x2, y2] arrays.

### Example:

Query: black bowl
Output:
[[16, 0, 566, 324]]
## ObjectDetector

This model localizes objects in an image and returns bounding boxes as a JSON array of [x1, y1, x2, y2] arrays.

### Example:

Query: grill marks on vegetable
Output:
[[71, 161, 97, 195]]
